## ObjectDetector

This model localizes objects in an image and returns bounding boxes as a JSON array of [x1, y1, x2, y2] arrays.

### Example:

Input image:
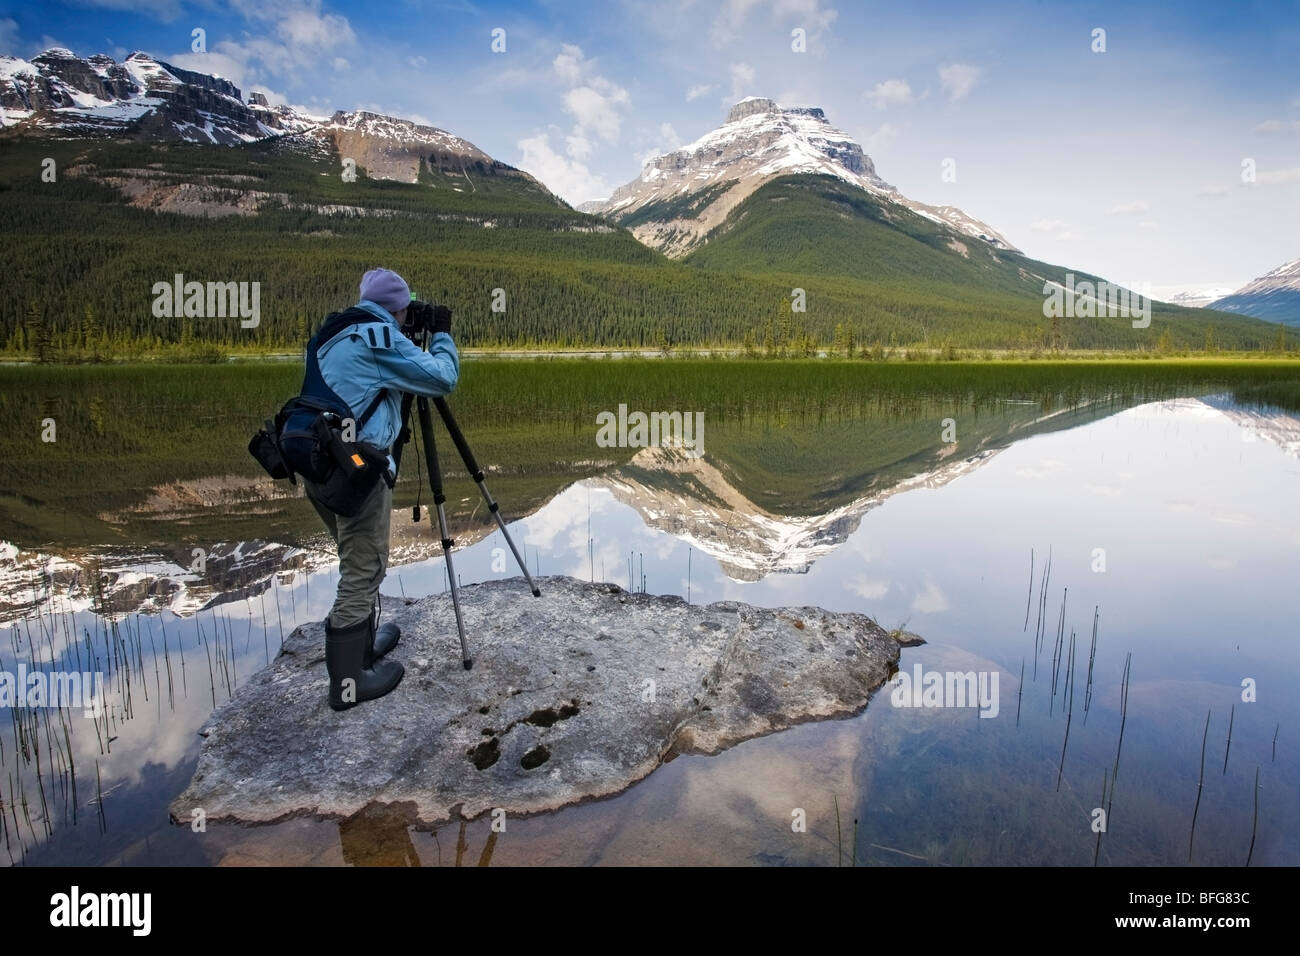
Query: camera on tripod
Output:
[[403, 299, 452, 339]]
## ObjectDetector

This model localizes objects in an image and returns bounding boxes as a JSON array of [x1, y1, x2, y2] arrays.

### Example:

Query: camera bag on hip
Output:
[[249, 307, 392, 517]]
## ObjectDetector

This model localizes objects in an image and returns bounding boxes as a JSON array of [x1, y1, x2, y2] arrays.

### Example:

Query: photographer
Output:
[[305, 267, 458, 710]]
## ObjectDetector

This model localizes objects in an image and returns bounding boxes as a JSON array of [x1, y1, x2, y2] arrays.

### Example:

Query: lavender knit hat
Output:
[[359, 268, 411, 316]]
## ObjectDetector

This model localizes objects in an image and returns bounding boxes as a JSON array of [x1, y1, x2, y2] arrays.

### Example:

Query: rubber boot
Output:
[[326, 615, 404, 711], [366, 605, 401, 667]]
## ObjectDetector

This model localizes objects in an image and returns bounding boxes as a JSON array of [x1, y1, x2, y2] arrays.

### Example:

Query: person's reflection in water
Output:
[[338, 803, 420, 866]]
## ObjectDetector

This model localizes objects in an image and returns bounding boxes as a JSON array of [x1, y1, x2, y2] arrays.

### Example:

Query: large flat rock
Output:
[[170, 575, 921, 826]]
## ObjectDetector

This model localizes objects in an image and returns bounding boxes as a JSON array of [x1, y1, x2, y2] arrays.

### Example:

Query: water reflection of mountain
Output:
[[593, 399, 1116, 580], [1196, 394, 1300, 457], [592, 396, 1300, 580], [0, 516, 505, 625], [4, 397, 1293, 616]]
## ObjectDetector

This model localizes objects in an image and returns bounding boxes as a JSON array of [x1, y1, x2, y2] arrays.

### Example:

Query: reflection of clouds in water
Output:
[[911, 579, 949, 615], [523, 481, 690, 587], [1015, 457, 1065, 480], [847, 575, 890, 600], [1084, 480, 1125, 497], [1213, 511, 1254, 527], [519, 483, 626, 556], [844, 535, 879, 562], [518, 484, 588, 551]]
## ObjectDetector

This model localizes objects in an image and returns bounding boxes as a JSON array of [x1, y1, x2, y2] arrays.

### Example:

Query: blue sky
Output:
[[2, 0, 1297, 295]]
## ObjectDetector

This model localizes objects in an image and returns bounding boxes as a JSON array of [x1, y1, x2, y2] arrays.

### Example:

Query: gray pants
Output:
[[305, 479, 393, 629]]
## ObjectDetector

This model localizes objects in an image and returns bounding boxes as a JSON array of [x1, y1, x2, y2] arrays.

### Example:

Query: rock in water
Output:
[[170, 576, 921, 825]]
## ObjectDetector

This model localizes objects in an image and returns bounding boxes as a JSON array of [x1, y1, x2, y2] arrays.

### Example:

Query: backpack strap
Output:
[[356, 387, 387, 430], [310, 314, 389, 437]]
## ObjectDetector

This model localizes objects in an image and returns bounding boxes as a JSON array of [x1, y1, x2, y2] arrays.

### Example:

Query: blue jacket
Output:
[[316, 299, 459, 475]]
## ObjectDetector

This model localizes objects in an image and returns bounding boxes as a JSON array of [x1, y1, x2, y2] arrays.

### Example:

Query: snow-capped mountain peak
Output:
[[583, 97, 1019, 257]]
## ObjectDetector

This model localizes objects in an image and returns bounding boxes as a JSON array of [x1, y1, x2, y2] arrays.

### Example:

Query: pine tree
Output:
[[778, 304, 793, 356], [82, 305, 102, 361], [28, 301, 53, 365]]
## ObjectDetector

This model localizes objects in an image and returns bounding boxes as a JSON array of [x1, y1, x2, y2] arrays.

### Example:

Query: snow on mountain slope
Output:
[[583, 97, 1019, 257], [1209, 257, 1300, 326], [0, 48, 548, 193], [1164, 287, 1238, 309], [1, 48, 294, 143]]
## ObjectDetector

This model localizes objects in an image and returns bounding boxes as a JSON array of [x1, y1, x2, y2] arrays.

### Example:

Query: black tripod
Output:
[[395, 351, 541, 670]]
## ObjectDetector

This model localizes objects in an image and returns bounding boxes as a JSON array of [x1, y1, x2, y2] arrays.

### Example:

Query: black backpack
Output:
[[249, 308, 394, 517]]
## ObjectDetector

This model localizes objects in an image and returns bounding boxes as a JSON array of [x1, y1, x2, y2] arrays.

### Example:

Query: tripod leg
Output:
[[433, 397, 542, 598], [417, 396, 472, 670]]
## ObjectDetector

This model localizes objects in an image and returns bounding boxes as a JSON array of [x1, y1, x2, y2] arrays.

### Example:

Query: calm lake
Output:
[[1, 360, 1297, 865]]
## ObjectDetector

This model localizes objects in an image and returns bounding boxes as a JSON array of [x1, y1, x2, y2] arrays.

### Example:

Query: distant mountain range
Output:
[[1207, 258, 1300, 327], [0, 46, 1285, 351], [1166, 288, 1239, 309], [0, 47, 549, 192]]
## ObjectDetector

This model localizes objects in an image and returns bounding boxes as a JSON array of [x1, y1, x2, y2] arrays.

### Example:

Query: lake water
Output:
[[2, 388, 1297, 866]]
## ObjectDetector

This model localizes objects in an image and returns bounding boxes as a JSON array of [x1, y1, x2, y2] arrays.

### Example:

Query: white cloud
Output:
[[863, 122, 898, 153], [729, 61, 755, 100], [37, 36, 70, 56], [1138, 220, 1160, 230], [278, 4, 352, 49], [1255, 166, 1300, 185], [553, 43, 584, 84], [862, 78, 913, 109], [774, 0, 838, 40], [163, 49, 249, 87], [1252, 119, 1300, 133], [0, 17, 18, 51], [712, 0, 838, 45], [518, 43, 632, 205], [1030, 218, 1079, 241], [167, 1, 356, 94], [517, 133, 613, 206], [565, 132, 592, 160], [712, 0, 768, 43], [686, 83, 715, 101], [1197, 185, 1229, 198], [564, 82, 630, 143], [70, 0, 184, 21], [637, 122, 682, 168], [1107, 200, 1149, 215], [939, 62, 981, 101], [548, 45, 631, 148]]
